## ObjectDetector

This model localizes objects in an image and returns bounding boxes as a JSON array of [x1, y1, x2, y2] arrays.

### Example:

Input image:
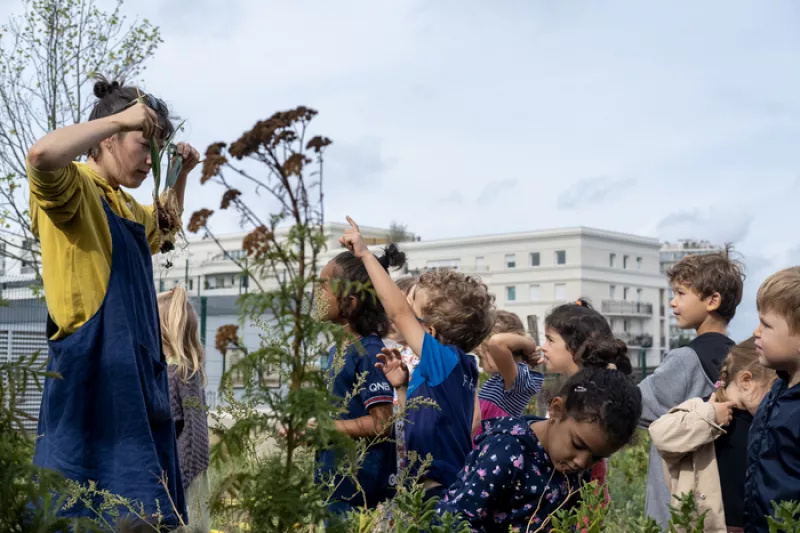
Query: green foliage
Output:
[[0, 0, 162, 271], [768, 501, 800, 533]]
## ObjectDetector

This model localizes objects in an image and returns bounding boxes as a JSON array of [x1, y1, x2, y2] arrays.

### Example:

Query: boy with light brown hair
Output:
[[744, 266, 800, 533], [639, 250, 745, 528]]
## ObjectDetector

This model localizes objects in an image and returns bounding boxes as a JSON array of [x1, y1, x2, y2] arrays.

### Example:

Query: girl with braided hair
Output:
[[649, 338, 776, 533]]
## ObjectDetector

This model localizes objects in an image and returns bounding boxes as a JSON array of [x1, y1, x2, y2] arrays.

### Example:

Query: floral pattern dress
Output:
[[436, 417, 588, 532]]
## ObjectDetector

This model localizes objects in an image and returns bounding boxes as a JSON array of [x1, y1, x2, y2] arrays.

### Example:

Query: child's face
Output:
[[317, 261, 343, 322], [543, 399, 618, 474], [754, 310, 800, 373], [670, 283, 714, 330], [542, 327, 580, 376]]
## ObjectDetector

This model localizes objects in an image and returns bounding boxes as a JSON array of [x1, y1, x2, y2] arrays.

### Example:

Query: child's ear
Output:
[[705, 291, 722, 313], [548, 396, 565, 420], [738, 370, 754, 390]]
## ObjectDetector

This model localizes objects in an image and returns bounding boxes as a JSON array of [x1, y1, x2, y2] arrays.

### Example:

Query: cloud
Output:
[[557, 176, 636, 210], [657, 207, 754, 245], [477, 179, 517, 204], [440, 191, 464, 205], [328, 137, 392, 185]]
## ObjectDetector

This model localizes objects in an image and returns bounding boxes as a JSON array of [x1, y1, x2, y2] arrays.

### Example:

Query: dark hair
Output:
[[416, 269, 496, 353], [574, 332, 633, 375], [332, 244, 407, 337], [667, 246, 745, 323], [87, 75, 175, 158], [544, 299, 612, 359], [557, 338, 641, 448]]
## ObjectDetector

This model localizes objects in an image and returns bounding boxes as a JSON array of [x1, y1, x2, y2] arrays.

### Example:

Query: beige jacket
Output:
[[648, 397, 727, 533]]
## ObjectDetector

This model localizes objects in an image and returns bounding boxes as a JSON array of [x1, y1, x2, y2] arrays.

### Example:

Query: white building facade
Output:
[[154, 224, 669, 394]]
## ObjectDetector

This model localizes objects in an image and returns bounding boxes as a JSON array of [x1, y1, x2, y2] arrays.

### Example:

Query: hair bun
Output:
[[575, 332, 632, 375], [93, 78, 121, 99], [377, 243, 407, 271]]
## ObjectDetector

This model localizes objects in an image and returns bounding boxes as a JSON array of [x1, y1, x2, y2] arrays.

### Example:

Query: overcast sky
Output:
[[4, 0, 799, 341]]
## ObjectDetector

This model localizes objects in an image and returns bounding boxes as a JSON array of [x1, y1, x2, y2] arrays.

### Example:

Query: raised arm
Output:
[[340, 217, 426, 356], [486, 333, 538, 390], [27, 103, 158, 173]]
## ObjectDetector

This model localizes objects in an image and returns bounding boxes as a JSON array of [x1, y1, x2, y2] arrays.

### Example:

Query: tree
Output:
[[388, 221, 414, 243], [0, 0, 162, 276]]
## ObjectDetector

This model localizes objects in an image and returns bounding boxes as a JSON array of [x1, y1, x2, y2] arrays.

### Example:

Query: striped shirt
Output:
[[478, 363, 544, 417]]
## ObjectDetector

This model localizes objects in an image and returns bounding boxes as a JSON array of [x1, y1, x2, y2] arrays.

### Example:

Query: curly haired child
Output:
[[340, 217, 494, 502]]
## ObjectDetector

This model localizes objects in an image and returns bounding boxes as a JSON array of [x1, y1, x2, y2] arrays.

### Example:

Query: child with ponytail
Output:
[[539, 299, 626, 501], [158, 286, 210, 532], [315, 244, 407, 517], [649, 338, 776, 533]]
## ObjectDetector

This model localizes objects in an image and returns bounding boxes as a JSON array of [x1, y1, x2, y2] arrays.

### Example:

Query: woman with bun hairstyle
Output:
[[315, 244, 407, 518], [437, 334, 642, 532], [28, 76, 199, 524], [540, 299, 629, 502]]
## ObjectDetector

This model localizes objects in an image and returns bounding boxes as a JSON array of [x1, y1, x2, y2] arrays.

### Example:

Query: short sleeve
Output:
[[27, 159, 85, 226], [357, 344, 394, 410], [517, 365, 544, 396], [414, 333, 460, 388]]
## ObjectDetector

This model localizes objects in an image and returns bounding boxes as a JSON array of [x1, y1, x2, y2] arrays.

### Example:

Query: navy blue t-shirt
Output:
[[316, 335, 396, 510], [405, 333, 478, 487]]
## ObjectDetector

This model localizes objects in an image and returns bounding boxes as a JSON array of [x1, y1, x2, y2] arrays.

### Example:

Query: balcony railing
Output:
[[615, 332, 654, 347], [602, 300, 653, 316]]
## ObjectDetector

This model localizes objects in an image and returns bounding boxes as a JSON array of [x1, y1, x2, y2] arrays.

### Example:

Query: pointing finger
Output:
[[345, 216, 360, 232]]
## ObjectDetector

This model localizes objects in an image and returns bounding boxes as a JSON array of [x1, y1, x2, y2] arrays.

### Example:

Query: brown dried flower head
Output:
[[283, 153, 311, 177], [220, 189, 242, 210], [216, 324, 240, 355], [187, 209, 214, 233], [243, 225, 272, 257], [201, 143, 227, 184], [306, 136, 332, 153], [228, 107, 319, 160]]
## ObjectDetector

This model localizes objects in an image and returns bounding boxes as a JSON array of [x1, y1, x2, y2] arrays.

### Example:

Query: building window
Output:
[[529, 284, 540, 301], [636, 257, 643, 270], [240, 274, 249, 290], [609, 285, 617, 299], [609, 253, 616, 268], [205, 274, 236, 290], [623, 255, 629, 269], [188, 278, 194, 291], [555, 250, 566, 265], [506, 286, 516, 301], [505, 254, 516, 269], [637, 288, 643, 301], [426, 258, 461, 271], [623, 287, 630, 300], [475, 256, 486, 271], [555, 283, 566, 301], [530, 252, 540, 267], [623, 319, 631, 332], [159, 279, 165, 292]]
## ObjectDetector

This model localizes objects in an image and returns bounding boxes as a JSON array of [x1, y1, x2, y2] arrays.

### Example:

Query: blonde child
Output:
[[650, 338, 776, 533], [745, 267, 800, 532], [158, 286, 210, 532]]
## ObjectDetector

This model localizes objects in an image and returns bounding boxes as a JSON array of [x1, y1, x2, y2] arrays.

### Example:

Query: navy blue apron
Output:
[[33, 199, 186, 526]]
